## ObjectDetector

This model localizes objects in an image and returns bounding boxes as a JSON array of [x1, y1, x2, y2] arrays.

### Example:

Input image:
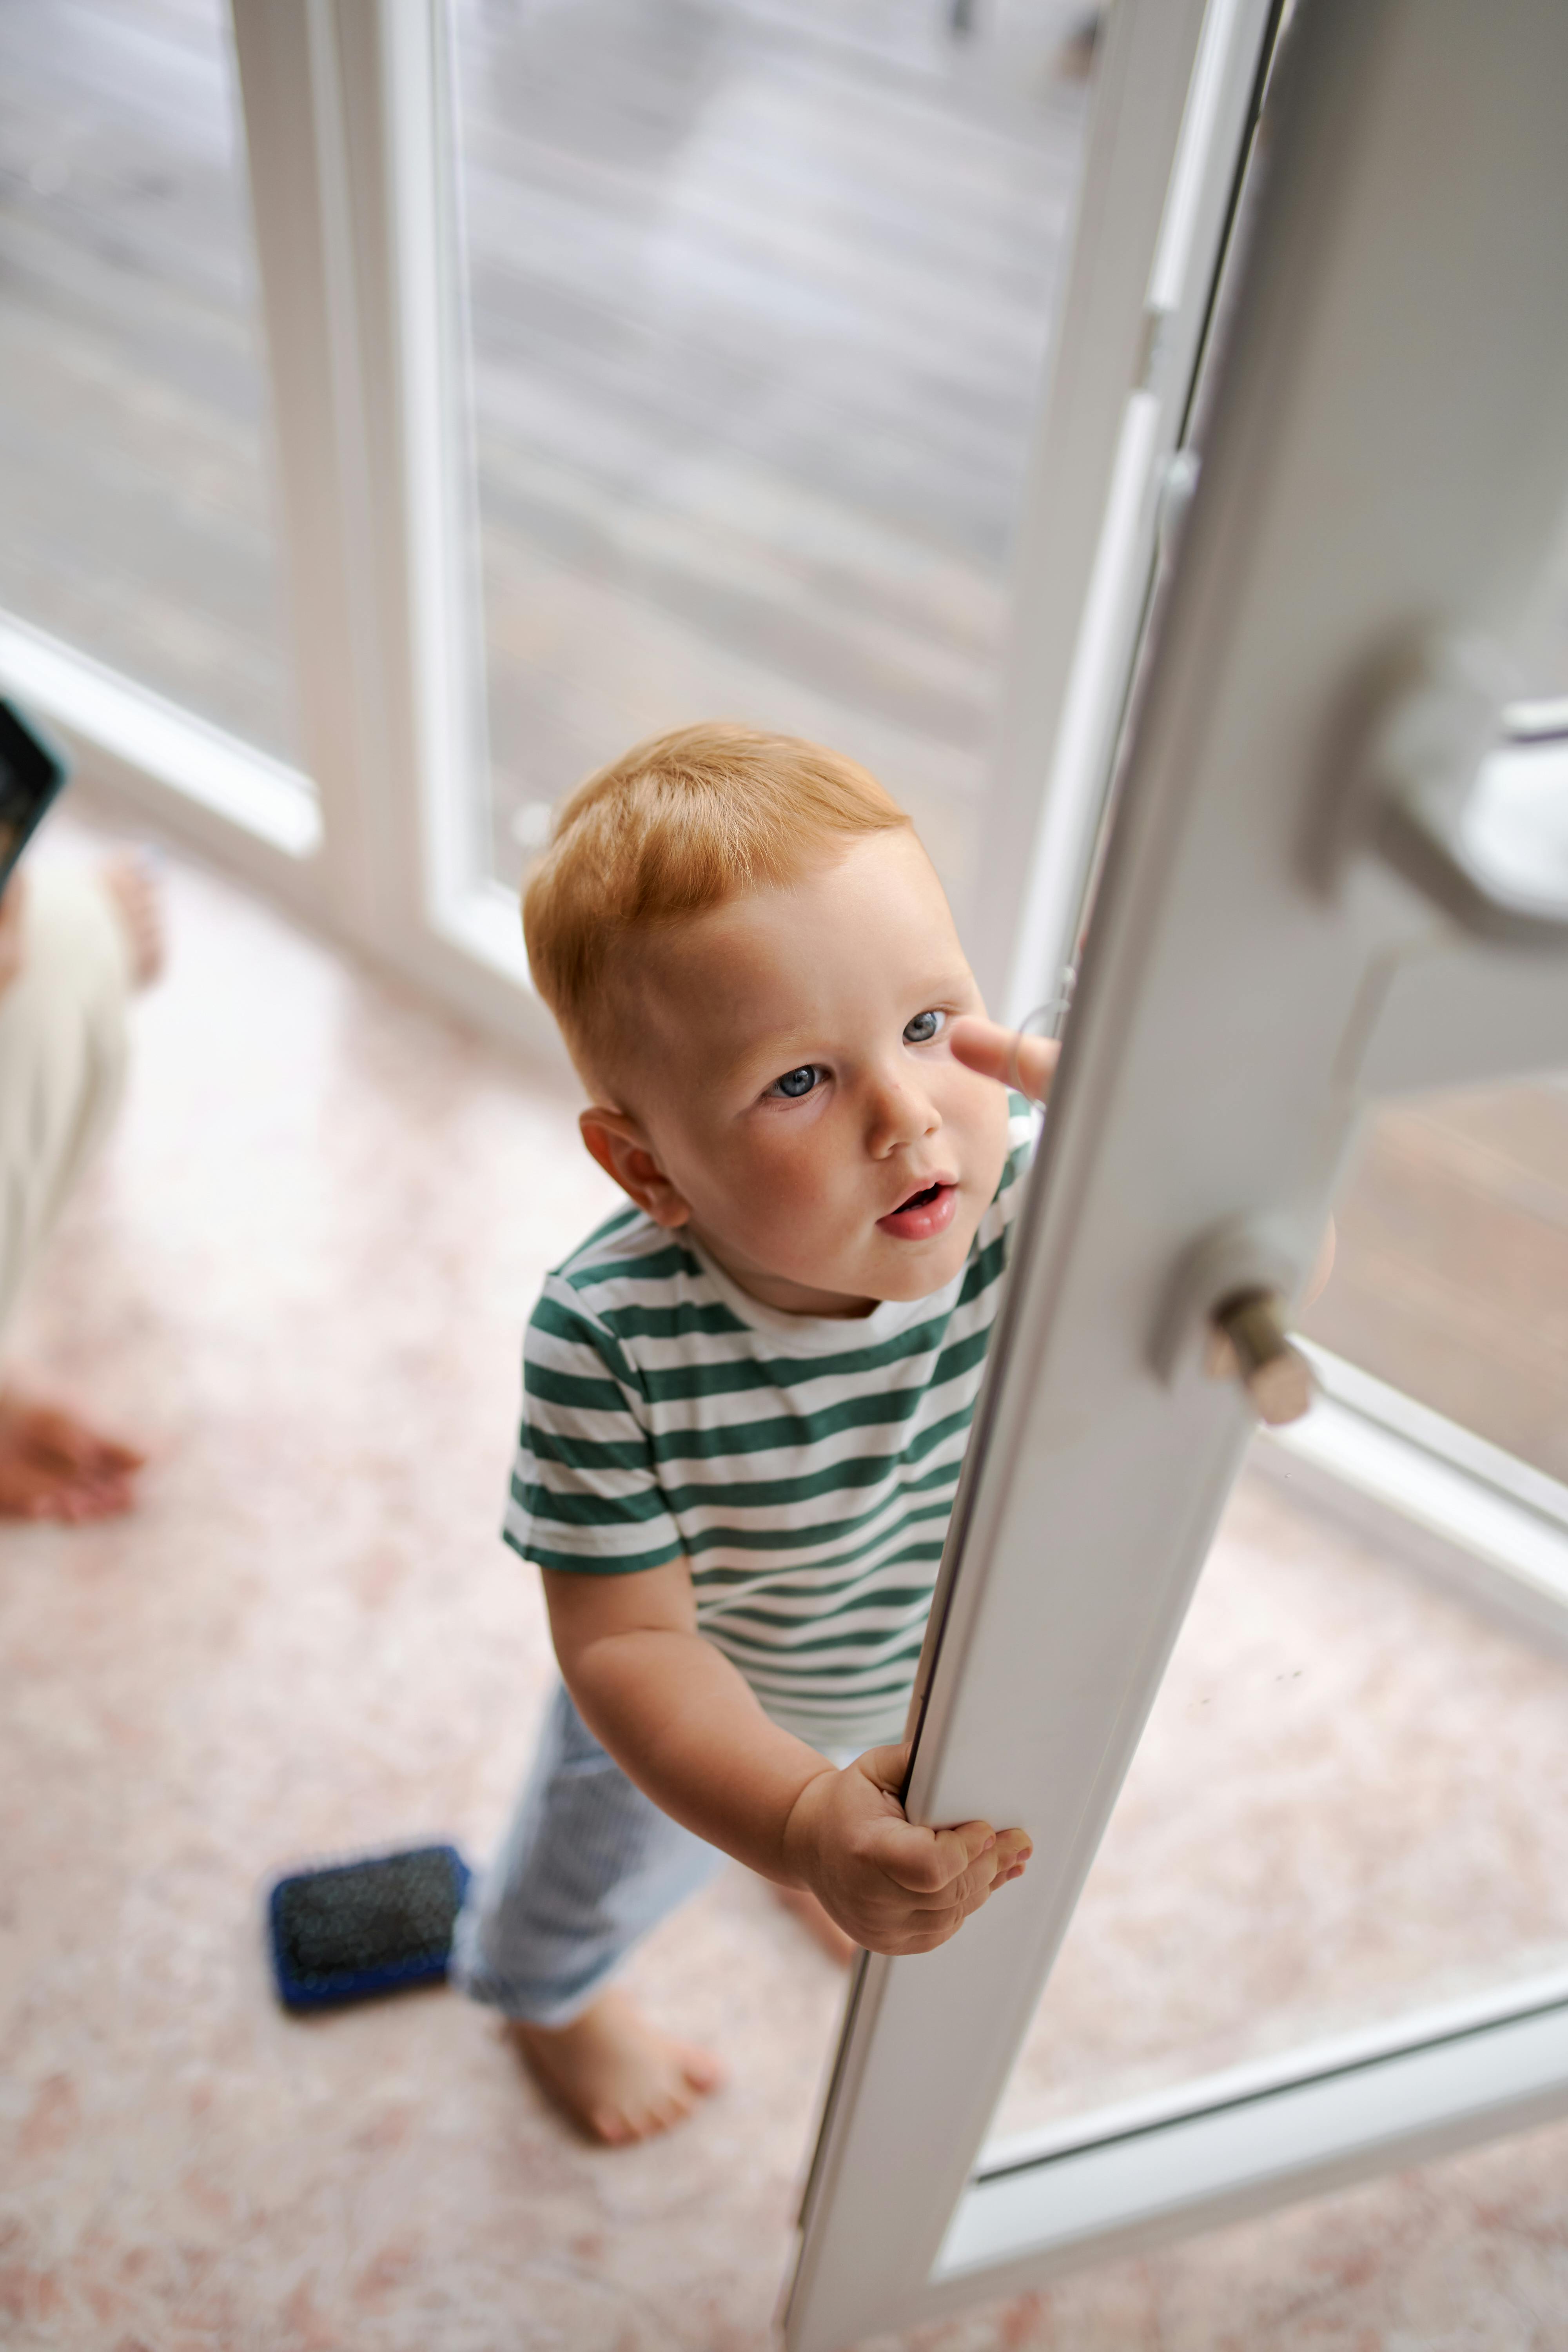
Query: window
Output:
[[0, 0, 299, 762], [450, 0, 1096, 940]]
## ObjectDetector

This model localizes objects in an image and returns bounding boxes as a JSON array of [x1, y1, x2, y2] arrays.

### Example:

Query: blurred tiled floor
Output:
[[3, 820, 1567, 2351]]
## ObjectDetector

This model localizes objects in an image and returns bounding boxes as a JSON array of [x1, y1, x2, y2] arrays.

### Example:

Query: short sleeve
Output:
[[503, 1280, 686, 1575]]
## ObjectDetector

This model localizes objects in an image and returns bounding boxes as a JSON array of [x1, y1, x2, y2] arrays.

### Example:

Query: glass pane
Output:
[[452, 0, 1097, 915], [987, 1060, 1568, 2148], [0, 0, 299, 761], [1301, 1078, 1568, 1484], [987, 1457, 1568, 2146]]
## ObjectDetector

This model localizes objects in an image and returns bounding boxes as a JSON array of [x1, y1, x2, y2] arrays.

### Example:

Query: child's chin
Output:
[[870, 1239, 967, 1300]]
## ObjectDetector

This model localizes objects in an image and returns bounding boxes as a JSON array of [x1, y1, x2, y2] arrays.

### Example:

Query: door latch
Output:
[[1152, 1214, 1318, 1427], [1204, 1287, 1315, 1426]]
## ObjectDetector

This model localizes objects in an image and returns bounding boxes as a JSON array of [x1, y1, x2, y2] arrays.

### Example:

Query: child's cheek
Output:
[[960, 1074, 1013, 1203], [745, 1117, 848, 1234], [735, 1125, 817, 1219]]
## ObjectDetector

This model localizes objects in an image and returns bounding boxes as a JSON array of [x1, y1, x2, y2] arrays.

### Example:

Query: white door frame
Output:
[[784, 4, 1568, 2342]]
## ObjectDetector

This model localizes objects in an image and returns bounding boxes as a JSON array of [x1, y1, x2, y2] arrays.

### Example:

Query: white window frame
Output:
[[784, 2, 1568, 2342], [227, 0, 554, 1042]]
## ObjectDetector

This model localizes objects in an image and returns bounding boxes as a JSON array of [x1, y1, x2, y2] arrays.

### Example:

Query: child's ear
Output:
[[579, 1107, 692, 1228]]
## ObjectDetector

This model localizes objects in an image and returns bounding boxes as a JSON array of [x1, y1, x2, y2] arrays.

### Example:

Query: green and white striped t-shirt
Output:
[[505, 1100, 1034, 1754]]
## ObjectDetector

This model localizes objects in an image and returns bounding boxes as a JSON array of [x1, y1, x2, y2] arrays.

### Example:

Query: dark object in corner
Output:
[[0, 700, 69, 893]]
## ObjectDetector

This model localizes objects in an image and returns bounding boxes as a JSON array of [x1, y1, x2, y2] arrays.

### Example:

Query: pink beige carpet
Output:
[[3, 818, 1566, 2349]]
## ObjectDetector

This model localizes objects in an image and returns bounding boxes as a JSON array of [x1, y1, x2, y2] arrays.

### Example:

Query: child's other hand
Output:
[[781, 1747, 1031, 1958], [949, 1014, 1059, 1107]]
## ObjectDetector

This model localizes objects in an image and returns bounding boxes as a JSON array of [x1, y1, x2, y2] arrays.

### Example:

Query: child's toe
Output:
[[677, 2040, 725, 2092]]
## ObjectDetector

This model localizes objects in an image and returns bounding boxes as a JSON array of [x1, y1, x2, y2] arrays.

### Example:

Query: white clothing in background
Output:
[[0, 867, 132, 1343]]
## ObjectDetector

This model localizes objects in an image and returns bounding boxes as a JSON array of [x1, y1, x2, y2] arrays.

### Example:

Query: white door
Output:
[[784, 2, 1568, 2343]]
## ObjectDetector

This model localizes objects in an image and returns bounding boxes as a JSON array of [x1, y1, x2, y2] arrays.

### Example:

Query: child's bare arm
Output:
[[544, 1563, 1029, 1956]]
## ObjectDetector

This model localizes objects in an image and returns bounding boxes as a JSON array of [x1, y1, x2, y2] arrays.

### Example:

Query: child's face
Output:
[[583, 830, 1013, 1318]]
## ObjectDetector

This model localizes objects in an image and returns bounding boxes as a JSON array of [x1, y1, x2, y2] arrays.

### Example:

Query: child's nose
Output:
[[866, 1068, 941, 1155]]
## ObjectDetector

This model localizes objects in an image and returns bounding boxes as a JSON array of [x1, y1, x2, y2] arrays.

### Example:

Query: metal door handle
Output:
[[1205, 1288, 1316, 1426], [1153, 1214, 1319, 1427]]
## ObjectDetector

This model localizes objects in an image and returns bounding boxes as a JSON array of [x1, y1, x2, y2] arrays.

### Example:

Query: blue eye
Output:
[[904, 1009, 944, 1045], [769, 1065, 822, 1100]]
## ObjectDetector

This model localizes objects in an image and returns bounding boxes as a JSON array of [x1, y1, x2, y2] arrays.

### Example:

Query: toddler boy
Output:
[[453, 724, 1055, 2144]]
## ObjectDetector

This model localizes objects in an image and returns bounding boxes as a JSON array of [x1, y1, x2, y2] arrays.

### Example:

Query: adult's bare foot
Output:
[[773, 1882, 858, 1966], [100, 853, 165, 991], [505, 1987, 724, 2146], [0, 1390, 145, 1522]]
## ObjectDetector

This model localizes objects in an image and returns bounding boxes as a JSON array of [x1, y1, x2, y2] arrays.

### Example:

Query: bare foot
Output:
[[773, 1883, 858, 1967], [0, 1390, 146, 1522], [505, 1987, 725, 2146], [100, 853, 165, 990]]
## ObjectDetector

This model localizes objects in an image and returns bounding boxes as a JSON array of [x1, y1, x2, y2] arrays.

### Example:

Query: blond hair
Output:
[[523, 722, 910, 1088]]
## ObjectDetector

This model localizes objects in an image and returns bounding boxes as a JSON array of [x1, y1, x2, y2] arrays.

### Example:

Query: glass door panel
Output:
[[987, 1454, 1568, 2147], [450, 0, 1097, 922], [984, 1056, 1568, 2146], [0, 0, 300, 760], [1301, 1078, 1568, 1483]]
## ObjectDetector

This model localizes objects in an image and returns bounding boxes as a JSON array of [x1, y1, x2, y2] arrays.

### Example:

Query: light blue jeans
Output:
[[451, 1682, 727, 2027]]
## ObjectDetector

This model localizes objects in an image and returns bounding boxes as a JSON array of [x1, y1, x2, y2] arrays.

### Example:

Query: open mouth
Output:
[[877, 1178, 959, 1241]]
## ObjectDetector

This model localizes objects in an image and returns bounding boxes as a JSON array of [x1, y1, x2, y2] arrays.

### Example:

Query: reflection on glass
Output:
[[452, 0, 1095, 913], [1303, 1079, 1568, 1485], [988, 1464, 1568, 2147], [0, 0, 298, 760]]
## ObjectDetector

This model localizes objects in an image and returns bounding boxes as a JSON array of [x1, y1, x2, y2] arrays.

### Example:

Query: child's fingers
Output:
[[885, 1852, 1033, 1953], [907, 1828, 1031, 1926], [946, 1015, 1015, 1083], [947, 1016, 1060, 1105], [867, 1814, 1001, 1896], [942, 1828, 1030, 1915], [849, 1834, 1034, 1955], [965, 1832, 1031, 1907], [854, 1742, 912, 1795]]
